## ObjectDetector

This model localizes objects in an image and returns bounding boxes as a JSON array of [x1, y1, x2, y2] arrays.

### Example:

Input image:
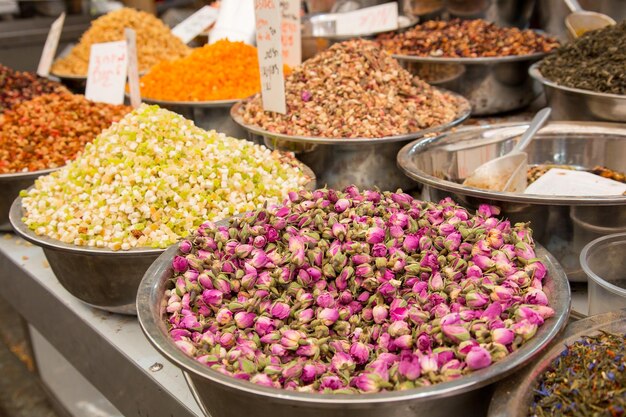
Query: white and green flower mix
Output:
[[165, 186, 554, 393], [20, 104, 310, 250]]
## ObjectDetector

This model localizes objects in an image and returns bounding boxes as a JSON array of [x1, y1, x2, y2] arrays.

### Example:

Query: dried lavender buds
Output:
[[239, 40, 466, 138], [0, 93, 130, 174], [378, 19, 559, 58], [165, 186, 554, 393], [0, 64, 68, 113]]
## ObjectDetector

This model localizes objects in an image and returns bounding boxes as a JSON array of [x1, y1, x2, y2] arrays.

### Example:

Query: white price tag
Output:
[[525, 168, 626, 196], [335, 2, 398, 36], [125, 28, 141, 109], [172, 6, 219, 44], [85, 41, 128, 105], [280, 0, 301, 67], [37, 13, 66, 77], [254, 0, 287, 114]]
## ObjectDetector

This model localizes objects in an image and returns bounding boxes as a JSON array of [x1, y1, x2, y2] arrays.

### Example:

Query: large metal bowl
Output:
[[395, 52, 549, 116], [8, 163, 316, 315], [230, 91, 471, 191], [529, 63, 626, 122], [488, 308, 626, 417], [397, 121, 626, 281], [0, 168, 58, 232], [140, 97, 246, 138], [49, 72, 87, 94], [137, 239, 570, 417]]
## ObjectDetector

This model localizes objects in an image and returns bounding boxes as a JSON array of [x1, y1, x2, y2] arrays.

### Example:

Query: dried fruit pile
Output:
[[51, 8, 190, 76], [21, 104, 311, 250], [378, 19, 559, 58], [165, 186, 554, 393], [0, 93, 130, 174], [238, 39, 465, 138], [0, 64, 67, 113]]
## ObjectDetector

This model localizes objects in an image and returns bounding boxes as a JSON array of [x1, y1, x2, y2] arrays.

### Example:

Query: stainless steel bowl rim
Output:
[[137, 241, 570, 405], [301, 15, 417, 41], [0, 167, 60, 180], [397, 121, 626, 205], [139, 96, 241, 109], [392, 50, 548, 65], [580, 231, 626, 296], [529, 63, 626, 100], [49, 72, 87, 80], [230, 91, 471, 145]]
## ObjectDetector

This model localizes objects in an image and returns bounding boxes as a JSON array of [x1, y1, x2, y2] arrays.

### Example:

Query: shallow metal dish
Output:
[[488, 308, 626, 417], [0, 168, 58, 232], [49, 72, 87, 93], [137, 239, 570, 417], [394, 52, 549, 116], [230, 91, 471, 191], [140, 97, 246, 138], [529, 63, 626, 122], [397, 121, 626, 281], [9, 163, 316, 314]]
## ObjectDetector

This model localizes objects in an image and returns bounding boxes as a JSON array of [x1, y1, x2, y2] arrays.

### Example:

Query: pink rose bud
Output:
[[419, 353, 438, 373], [388, 320, 410, 337], [316, 292, 334, 308], [442, 324, 470, 343], [389, 225, 404, 239], [366, 226, 385, 244], [179, 240, 192, 254], [334, 198, 350, 213], [296, 308, 315, 323], [466, 291, 489, 308], [349, 342, 370, 364], [481, 302, 503, 321], [270, 302, 291, 319], [351, 253, 371, 265], [393, 334, 413, 350], [523, 288, 549, 306], [331, 352, 355, 372], [175, 339, 197, 356], [234, 312, 256, 329], [202, 289, 223, 306], [398, 353, 421, 380], [251, 374, 277, 388], [491, 327, 515, 345], [320, 375, 344, 390], [301, 364, 317, 382], [296, 343, 319, 357], [515, 242, 536, 262], [372, 243, 388, 257], [512, 320, 538, 341], [331, 222, 347, 241], [318, 307, 339, 325], [352, 373, 379, 393], [280, 329, 302, 349], [170, 328, 191, 341], [378, 282, 397, 299], [253, 316, 274, 335], [472, 255, 495, 271], [525, 260, 547, 280], [363, 190, 381, 202], [219, 332, 235, 348], [215, 308, 233, 325], [172, 256, 189, 273], [465, 346, 492, 370], [428, 272, 444, 291], [372, 305, 388, 324]]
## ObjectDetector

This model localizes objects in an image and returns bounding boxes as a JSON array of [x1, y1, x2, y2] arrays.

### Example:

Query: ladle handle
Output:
[[564, 0, 583, 12], [513, 107, 552, 153]]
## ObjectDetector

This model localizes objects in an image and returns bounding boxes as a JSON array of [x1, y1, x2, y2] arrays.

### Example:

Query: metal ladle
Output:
[[463, 107, 552, 193], [564, 0, 616, 39]]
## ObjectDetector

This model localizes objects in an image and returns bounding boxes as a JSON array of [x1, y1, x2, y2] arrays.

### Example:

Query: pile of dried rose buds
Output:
[[164, 186, 554, 393]]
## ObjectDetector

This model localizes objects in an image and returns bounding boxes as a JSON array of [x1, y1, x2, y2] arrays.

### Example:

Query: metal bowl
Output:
[[529, 63, 626, 122], [397, 121, 626, 281], [488, 308, 626, 417], [0, 168, 58, 232], [137, 240, 570, 417], [8, 163, 316, 314], [140, 97, 246, 138], [49, 72, 87, 94], [395, 52, 549, 116], [230, 91, 471, 191]]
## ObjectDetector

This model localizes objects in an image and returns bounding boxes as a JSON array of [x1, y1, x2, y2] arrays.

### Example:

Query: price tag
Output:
[[37, 13, 66, 77], [172, 6, 219, 44], [335, 2, 398, 36], [280, 0, 301, 67], [254, 0, 287, 114], [125, 28, 141, 109], [85, 41, 128, 105]]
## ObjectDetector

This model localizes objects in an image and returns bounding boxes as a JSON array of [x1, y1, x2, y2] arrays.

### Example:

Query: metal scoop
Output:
[[463, 108, 552, 193], [564, 0, 616, 39]]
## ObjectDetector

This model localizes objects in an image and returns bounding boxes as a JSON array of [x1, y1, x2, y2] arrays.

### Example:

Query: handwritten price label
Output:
[[335, 2, 398, 36], [280, 0, 301, 67], [172, 6, 219, 44], [85, 41, 128, 104], [37, 13, 65, 77], [255, 0, 286, 114]]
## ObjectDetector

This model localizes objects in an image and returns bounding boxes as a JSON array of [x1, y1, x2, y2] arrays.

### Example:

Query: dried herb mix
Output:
[[529, 331, 626, 417], [539, 22, 626, 95]]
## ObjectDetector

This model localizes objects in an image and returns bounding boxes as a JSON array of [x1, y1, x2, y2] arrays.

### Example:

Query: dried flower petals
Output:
[[20, 104, 311, 250], [0, 64, 68, 113], [239, 39, 465, 138], [51, 8, 190, 76], [165, 186, 554, 393], [0, 93, 130, 174]]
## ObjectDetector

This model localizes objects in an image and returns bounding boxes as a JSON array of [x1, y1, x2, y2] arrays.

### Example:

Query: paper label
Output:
[[37, 13, 66, 77], [280, 0, 301, 67], [254, 0, 287, 114], [172, 6, 219, 44], [125, 28, 141, 109], [525, 168, 626, 196], [335, 2, 398, 36], [85, 41, 128, 105]]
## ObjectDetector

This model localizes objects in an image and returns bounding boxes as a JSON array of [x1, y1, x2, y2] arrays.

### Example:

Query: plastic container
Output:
[[581, 232, 626, 315]]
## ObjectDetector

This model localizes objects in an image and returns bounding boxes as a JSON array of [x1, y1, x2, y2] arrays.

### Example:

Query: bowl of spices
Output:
[[378, 19, 560, 116], [0, 64, 68, 113], [397, 121, 626, 282], [137, 186, 570, 417], [530, 22, 626, 122], [137, 40, 272, 138], [0, 93, 131, 231], [489, 309, 626, 417], [10, 104, 315, 314], [233, 39, 471, 192]]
